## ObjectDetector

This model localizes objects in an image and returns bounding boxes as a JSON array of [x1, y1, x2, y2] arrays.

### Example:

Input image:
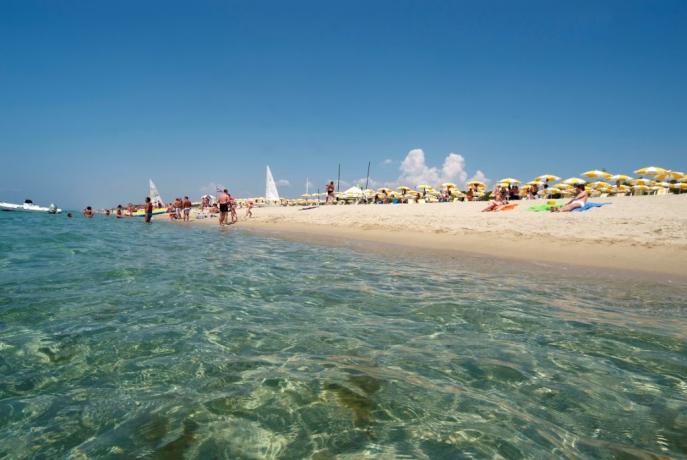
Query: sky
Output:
[[1, 0, 685, 208]]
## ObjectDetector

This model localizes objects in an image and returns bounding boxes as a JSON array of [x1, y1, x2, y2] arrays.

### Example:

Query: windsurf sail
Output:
[[265, 166, 280, 203], [149, 179, 165, 206]]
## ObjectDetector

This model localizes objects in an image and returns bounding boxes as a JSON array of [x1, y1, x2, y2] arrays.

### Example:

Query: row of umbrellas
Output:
[[290, 166, 684, 201]]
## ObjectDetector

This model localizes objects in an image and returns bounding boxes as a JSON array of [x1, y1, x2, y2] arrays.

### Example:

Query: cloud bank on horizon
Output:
[[398, 149, 489, 189], [324, 148, 490, 193]]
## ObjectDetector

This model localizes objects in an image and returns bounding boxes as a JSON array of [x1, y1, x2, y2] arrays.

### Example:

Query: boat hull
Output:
[[0, 202, 62, 214]]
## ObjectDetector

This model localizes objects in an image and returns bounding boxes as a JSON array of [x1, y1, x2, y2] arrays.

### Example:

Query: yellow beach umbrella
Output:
[[441, 182, 456, 189], [398, 185, 411, 192], [634, 166, 667, 176], [632, 184, 650, 193], [377, 187, 391, 193], [609, 174, 633, 183], [582, 170, 612, 180], [589, 181, 611, 189], [417, 184, 433, 191], [535, 174, 560, 182], [670, 183, 687, 190], [526, 180, 544, 186], [631, 178, 654, 186], [563, 177, 587, 185], [655, 170, 684, 181], [498, 178, 521, 185], [467, 180, 486, 188]]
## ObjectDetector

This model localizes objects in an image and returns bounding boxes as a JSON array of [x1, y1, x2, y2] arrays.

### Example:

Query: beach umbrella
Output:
[[632, 184, 650, 191], [417, 184, 433, 191], [634, 166, 667, 176], [534, 174, 560, 182], [377, 187, 391, 193], [589, 181, 611, 189], [631, 178, 654, 186], [582, 170, 612, 180], [563, 177, 587, 185], [609, 174, 633, 183], [655, 170, 684, 181], [526, 180, 544, 186], [498, 178, 521, 185], [467, 180, 486, 188], [441, 182, 456, 189], [398, 185, 411, 192], [670, 183, 687, 190]]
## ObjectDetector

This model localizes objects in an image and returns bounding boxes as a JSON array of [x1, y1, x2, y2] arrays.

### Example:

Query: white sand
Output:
[[189, 195, 687, 277]]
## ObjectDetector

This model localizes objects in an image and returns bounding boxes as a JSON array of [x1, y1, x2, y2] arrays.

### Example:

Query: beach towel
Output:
[[571, 202, 611, 212], [528, 204, 555, 212], [495, 203, 518, 211]]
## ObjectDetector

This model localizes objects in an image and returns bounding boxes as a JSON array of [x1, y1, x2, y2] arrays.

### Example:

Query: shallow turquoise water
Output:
[[1, 212, 686, 459]]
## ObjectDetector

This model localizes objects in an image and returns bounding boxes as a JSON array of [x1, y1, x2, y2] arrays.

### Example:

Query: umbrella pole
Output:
[[364, 161, 371, 204], [337, 164, 341, 193]]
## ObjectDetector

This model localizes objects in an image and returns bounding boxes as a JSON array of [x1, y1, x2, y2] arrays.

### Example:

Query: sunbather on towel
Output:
[[552, 184, 588, 212], [482, 186, 507, 212]]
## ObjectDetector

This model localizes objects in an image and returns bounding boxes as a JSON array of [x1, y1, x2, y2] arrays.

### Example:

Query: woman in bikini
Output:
[[552, 183, 588, 212]]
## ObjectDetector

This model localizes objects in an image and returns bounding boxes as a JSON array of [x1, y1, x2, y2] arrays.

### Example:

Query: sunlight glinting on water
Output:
[[1, 213, 686, 458]]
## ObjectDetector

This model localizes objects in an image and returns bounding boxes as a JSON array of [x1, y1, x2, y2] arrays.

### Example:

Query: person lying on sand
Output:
[[551, 184, 588, 212], [482, 186, 507, 212]]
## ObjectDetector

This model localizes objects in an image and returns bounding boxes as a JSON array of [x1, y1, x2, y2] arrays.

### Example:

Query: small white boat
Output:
[[0, 199, 62, 214]]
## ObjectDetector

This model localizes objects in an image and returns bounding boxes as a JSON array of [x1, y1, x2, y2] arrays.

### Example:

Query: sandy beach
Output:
[[188, 195, 687, 278]]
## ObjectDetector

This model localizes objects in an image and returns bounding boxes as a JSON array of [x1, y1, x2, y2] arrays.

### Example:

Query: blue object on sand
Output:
[[571, 202, 611, 212]]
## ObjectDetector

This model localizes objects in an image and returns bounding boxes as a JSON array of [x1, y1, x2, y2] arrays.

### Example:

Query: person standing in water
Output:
[[182, 196, 192, 222], [144, 197, 153, 223], [82, 206, 94, 218], [217, 189, 230, 226], [228, 193, 238, 224]]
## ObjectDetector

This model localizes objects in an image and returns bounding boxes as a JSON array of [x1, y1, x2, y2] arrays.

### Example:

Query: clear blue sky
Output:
[[1, 0, 685, 208]]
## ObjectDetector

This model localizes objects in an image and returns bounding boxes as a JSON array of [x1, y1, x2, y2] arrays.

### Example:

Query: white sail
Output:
[[265, 166, 280, 203], [149, 179, 165, 206]]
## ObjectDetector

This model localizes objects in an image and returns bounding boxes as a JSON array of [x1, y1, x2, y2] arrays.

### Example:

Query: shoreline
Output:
[[180, 195, 687, 281], [236, 221, 687, 282]]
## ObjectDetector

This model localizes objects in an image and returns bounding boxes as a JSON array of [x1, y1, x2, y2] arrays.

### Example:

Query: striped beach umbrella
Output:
[[563, 177, 587, 185], [534, 174, 560, 182], [634, 166, 667, 176], [498, 178, 521, 185], [582, 170, 612, 180], [467, 180, 486, 188], [631, 178, 654, 186], [609, 174, 633, 183]]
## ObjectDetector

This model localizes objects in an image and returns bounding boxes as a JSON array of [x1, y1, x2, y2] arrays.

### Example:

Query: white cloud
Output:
[[468, 170, 491, 186], [276, 179, 291, 187], [396, 148, 485, 189], [381, 158, 393, 166]]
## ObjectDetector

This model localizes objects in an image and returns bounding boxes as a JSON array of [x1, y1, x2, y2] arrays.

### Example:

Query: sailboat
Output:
[[265, 166, 280, 204], [131, 179, 168, 217]]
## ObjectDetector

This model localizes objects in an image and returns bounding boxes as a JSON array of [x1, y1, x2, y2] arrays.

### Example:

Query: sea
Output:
[[1, 212, 686, 459]]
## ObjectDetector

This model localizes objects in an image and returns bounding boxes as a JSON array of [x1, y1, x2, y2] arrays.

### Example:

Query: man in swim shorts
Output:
[[217, 189, 230, 225], [182, 196, 192, 222], [144, 197, 153, 223]]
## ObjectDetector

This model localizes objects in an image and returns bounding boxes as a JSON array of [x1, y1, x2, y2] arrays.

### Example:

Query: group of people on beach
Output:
[[482, 183, 588, 212], [80, 191, 253, 224]]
